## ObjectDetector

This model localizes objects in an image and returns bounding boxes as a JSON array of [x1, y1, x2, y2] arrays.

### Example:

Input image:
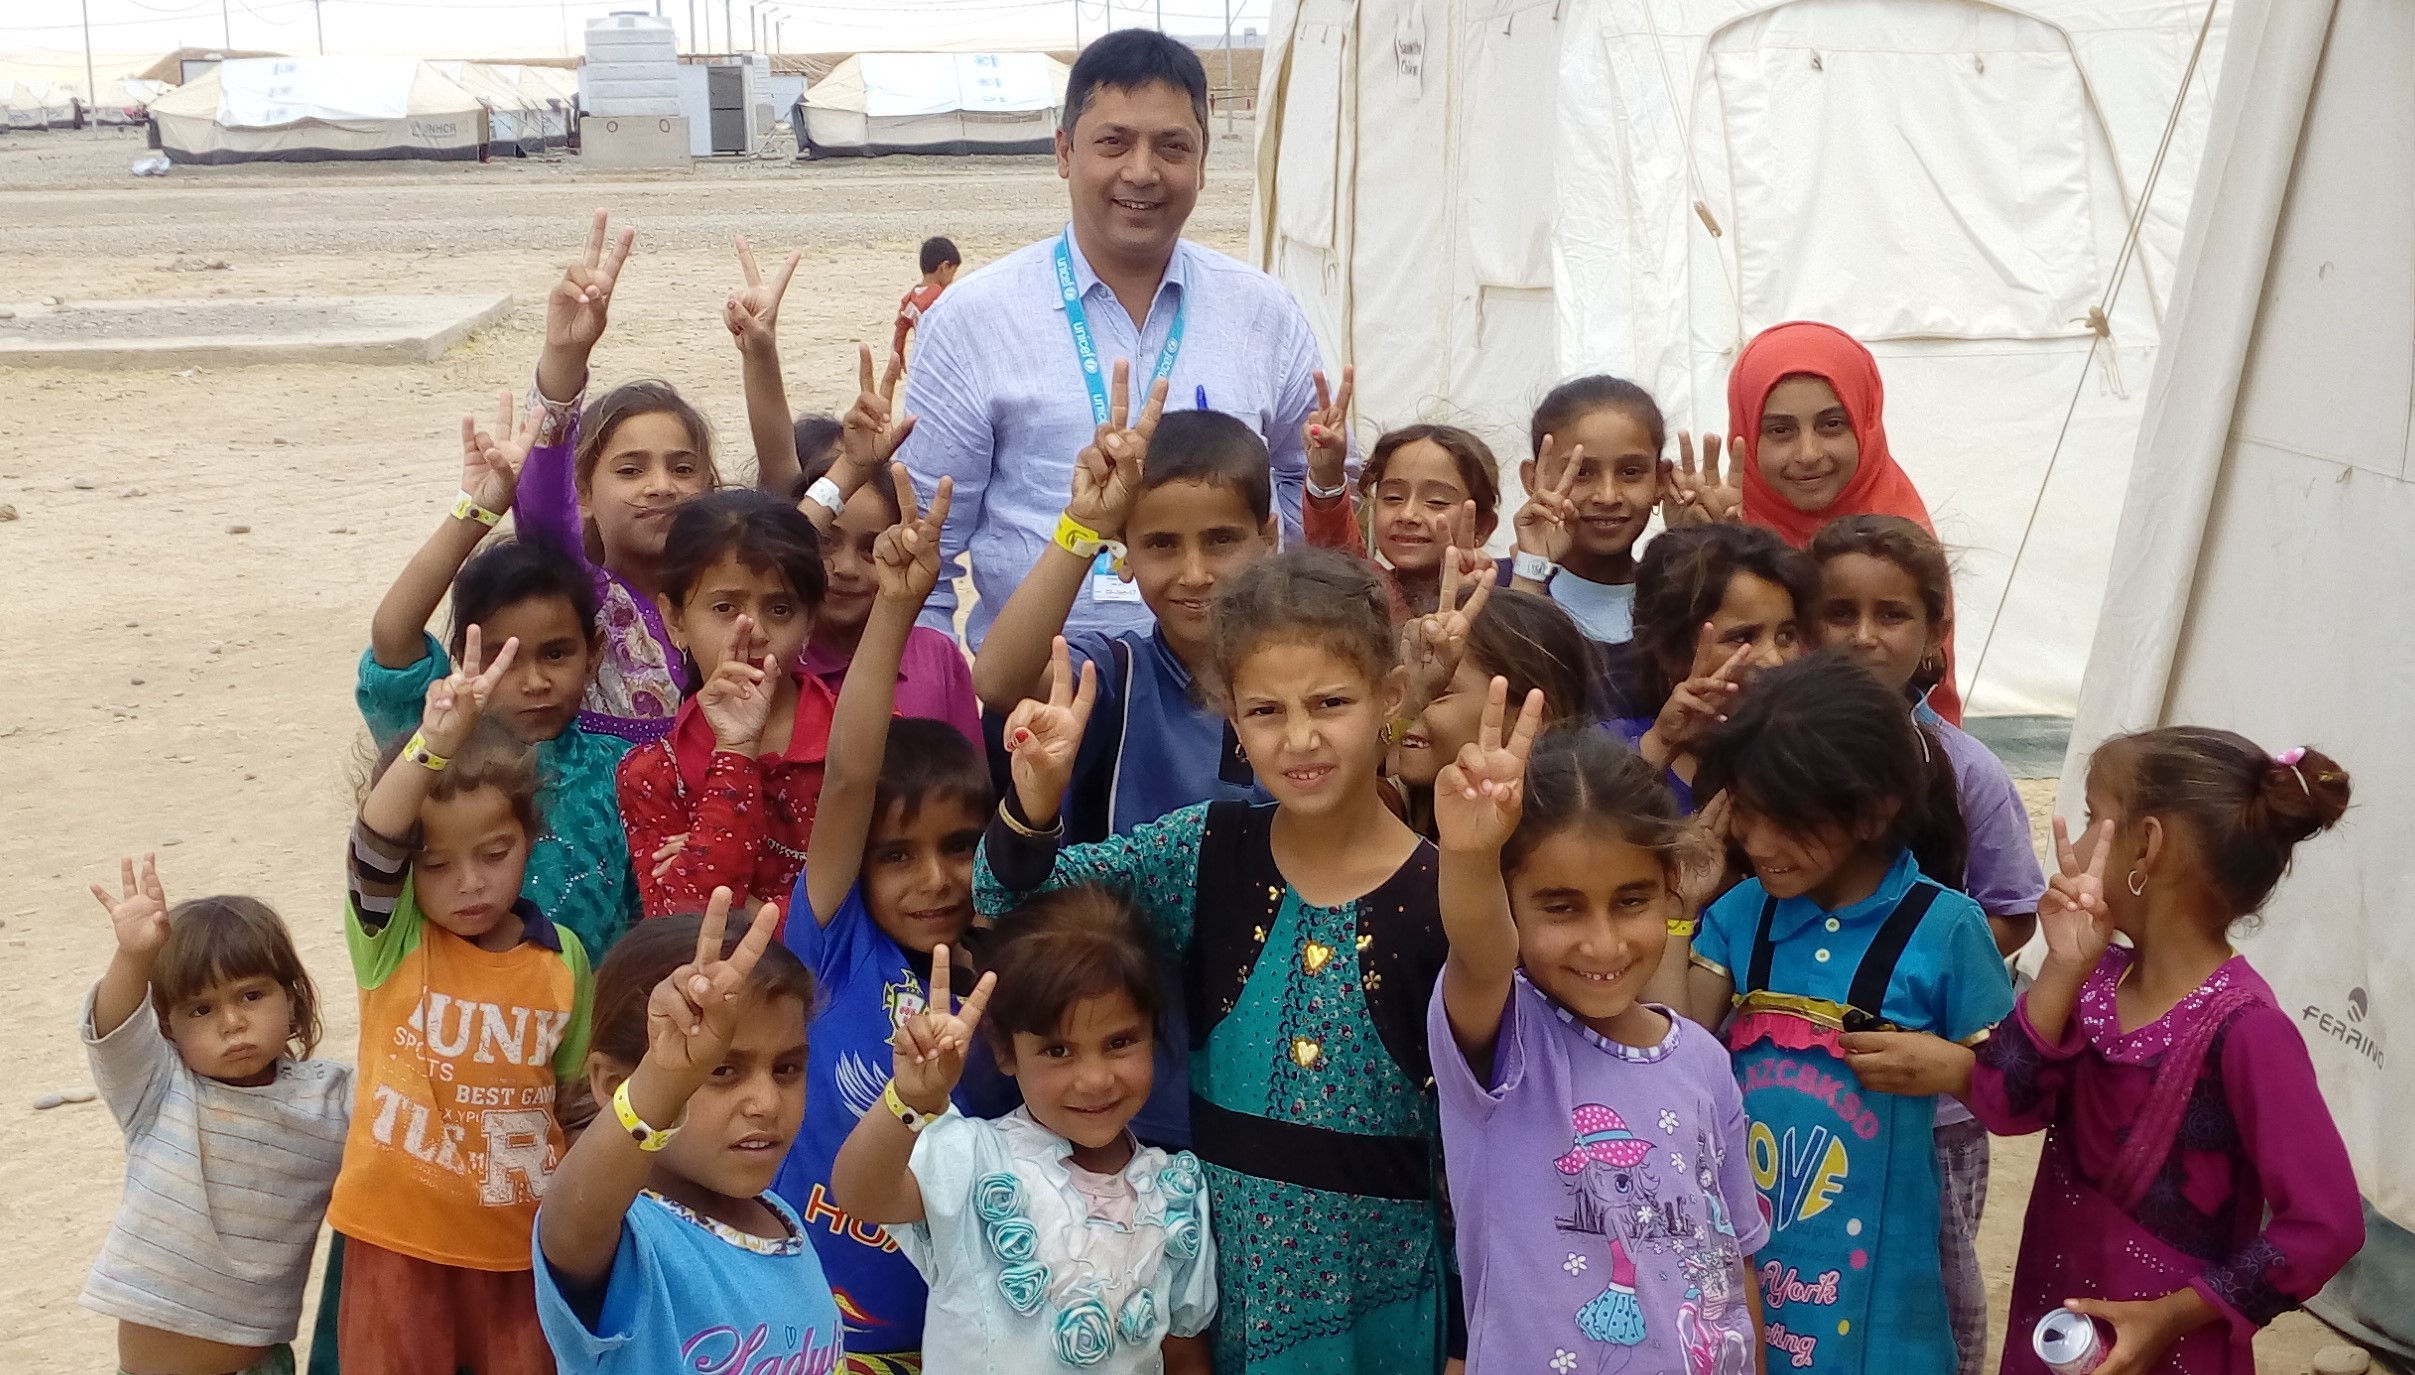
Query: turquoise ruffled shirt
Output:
[[355, 633, 641, 956]]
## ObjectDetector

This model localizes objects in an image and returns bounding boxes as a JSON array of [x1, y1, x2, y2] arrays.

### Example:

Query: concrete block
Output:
[[0, 293, 514, 369]]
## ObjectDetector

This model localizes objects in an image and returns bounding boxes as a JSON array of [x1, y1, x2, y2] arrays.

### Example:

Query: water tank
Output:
[[583, 12, 680, 117]]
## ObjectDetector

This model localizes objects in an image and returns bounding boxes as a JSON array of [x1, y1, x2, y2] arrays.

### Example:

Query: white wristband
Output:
[[1513, 550, 1558, 583], [1306, 475, 1349, 502], [804, 476, 848, 517]]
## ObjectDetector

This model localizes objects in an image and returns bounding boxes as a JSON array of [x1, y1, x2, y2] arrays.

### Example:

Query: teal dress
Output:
[[355, 632, 641, 956], [979, 800, 1452, 1375]]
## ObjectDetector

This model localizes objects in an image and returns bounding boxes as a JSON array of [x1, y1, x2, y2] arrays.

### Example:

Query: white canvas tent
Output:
[[151, 56, 485, 164], [801, 52, 1066, 157], [2064, 0, 2412, 1353], [437, 61, 575, 156], [1252, 0, 2227, 716], [0, 79, 79, 129]]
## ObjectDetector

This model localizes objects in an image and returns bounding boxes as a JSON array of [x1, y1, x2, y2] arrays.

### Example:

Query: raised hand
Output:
[[724, 234, 801, 357], [1399, 550, 1496, 717], [1069, 360, 1166, 538], [1304, 365, 1354, 494], [1665, 430, 1744, 527], [420, 623, 522, 757], [1676, 789, 1733, 915], [872, 465, 954, 604], [840, 344, 916, 474], [1002, 636, 1098, 824], [645, 887, 784, 1079], [91, 854, 170, 957], [2039, 818, 2116, 972], [696, 616, 777, 753], [1514, 437, 1580, 564], [1646, 628, 1750, 757], [459, 389, 543, 516], [546, 209, 635, 358], [1433, 677, 1545, 854], [889, 942, 998, 1112]]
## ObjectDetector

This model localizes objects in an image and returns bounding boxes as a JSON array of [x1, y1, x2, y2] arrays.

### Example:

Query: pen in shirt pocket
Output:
[[1196, 385, 1209, 411]]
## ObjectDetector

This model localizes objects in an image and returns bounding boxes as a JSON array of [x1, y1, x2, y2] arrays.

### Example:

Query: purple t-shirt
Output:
[[1432, 976, 1768, 1374], [1926, 716, 2047, 919], [801, 624, 983, 750]]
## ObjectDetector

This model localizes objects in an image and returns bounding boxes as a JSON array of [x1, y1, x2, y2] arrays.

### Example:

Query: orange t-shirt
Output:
[[327, 881, 592, 1271], [892, 280, 946, 360]]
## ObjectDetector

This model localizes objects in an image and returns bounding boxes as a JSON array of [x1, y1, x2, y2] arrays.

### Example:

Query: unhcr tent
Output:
[[1252, 0, 2227, 716], [1, 79, 78, 129], [801, 52, 1066, 157], [2065, 0, 2412, 1355], [437, 61, 575, 156], [151, 56, 484, 164]]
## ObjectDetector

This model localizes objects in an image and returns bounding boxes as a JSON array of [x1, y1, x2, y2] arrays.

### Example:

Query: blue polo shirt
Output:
[[1695, 848, 2011, 1040]]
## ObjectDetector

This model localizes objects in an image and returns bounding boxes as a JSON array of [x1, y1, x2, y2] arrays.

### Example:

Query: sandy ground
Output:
[[0, 127, 2360, 1373]]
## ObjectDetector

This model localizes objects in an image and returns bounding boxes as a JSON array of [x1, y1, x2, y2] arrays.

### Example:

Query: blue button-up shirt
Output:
[[899, 226, 1323, 647]]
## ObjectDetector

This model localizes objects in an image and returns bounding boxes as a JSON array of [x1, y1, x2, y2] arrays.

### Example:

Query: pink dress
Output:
[[1967, 950, 2363, 1374]]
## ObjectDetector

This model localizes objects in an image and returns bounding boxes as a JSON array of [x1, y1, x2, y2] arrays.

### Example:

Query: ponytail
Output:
[[2100, 728, 2351, 917]]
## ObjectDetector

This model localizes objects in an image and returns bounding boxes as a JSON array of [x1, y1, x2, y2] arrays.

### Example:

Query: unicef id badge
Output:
[[1089, 550, 1141, 603]]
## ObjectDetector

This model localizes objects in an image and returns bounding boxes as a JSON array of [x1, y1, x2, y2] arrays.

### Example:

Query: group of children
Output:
[[77, 211, 2367, 1375]]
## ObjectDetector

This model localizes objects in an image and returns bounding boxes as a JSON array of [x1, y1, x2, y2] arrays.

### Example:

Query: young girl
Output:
[[1857, 730, 2364, 1375], [80, 859, 351, 1375], [1391, 582, 1600, 835], [359, 392, 640, 955], [1678, 651, 2011, 1375], [1617, 521, 1818, 811], [1303, 369, 1501, 620], [765, 469, 992, 1367], [1808, 512, 2042, 1375], [334, 628, 594, 1375], [614, 489, 833, 921], [831, 907, 1218, 1374], [1507, 376, 1668, 669], [1712, 320, 1964, 723], [1428, 691, 1765, 1373], [533, 892, 841, 1373], [978, 548, 1456, 1375], [517, 211, 719, 743]]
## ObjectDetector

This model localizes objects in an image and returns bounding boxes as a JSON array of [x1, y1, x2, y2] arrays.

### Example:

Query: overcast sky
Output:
[[3, 0, 1274, 66]]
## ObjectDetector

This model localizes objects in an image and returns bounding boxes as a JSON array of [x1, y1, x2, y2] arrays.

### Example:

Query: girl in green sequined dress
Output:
[[978, 548, 1455, 1375]]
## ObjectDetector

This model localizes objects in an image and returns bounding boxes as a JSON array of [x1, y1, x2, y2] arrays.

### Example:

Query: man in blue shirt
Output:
[[900, 30, 1325, 648]]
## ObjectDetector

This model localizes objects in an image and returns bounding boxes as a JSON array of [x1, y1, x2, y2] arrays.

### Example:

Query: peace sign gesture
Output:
[[547, 209, 636, 356], [2039, 818, 2117, 972], [646, 887, 785, 1079], [889, 942, 999, 1112], [1400, 549, 1496, 718], [1002, 636, 1098, 826], [724, 234, 801, 358], [1304, 365, 1354, 495], [92, 853, 171, 958], [420, 623, 521, 758], [1434, 677, 1546, 854], [1070, 359, 1167, 537], [872, 466, 954, 604], [1514, 437, 1581, 565], [459, 389, 543, 517], [840, 344, 917, 475], [696, 616, 779, 754], [1664, 430, 1744, 528]]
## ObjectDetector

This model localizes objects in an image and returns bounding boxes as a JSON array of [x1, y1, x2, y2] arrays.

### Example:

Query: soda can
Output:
[[2033, 1308, 2107, 1375]]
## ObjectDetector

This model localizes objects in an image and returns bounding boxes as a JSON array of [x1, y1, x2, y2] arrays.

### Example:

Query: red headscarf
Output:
[[1728, 321, 1933, 548], [1727, 321, 1962, 723]]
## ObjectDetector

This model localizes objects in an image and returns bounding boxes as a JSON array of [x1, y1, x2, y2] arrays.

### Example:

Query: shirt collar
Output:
[[1059, 223, 1188, 316], [512, 897, 562, 951], [800, 635, 913, 688], [1144, 624, 1194, 692], [1766, 847, 1923, 941]]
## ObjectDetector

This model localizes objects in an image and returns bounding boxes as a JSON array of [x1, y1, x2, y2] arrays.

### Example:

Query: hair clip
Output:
[[2275, 747, 2312, 797]]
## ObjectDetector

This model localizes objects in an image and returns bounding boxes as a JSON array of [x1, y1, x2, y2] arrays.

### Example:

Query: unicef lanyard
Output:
[[1055, 229, 1186, 424]]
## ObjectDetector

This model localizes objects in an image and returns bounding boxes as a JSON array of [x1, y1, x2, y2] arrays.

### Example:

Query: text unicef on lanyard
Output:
[[1055, 230, 1186, 426]]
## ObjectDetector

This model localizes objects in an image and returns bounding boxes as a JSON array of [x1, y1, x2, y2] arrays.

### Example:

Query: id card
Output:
[[1089, 551, 1142, 603]]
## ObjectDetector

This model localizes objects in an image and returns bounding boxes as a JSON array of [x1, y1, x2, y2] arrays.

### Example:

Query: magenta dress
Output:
[[1967, 950, 2364, 1374]]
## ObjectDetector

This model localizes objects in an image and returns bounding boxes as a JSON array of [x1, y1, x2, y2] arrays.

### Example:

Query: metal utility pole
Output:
[[724, 0, 734, 51], [1155, 0, 1162, 30], [1220, 0, 1234, 133], [687, 0, 697, 54], [313, 0, 325, 54], [221, 0, 232, 48], [79, 0, 95, 128], [1072, 0, 1080, 50]]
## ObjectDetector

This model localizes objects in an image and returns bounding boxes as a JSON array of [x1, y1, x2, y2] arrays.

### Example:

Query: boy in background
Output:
[[892, 236, 961, 361]]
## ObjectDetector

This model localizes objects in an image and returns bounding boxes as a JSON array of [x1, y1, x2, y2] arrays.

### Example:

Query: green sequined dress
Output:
[[978, 800, 1452, 1375]]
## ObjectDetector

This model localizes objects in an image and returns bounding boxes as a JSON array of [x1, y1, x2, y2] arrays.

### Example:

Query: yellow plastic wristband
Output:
[[883, 1080, 941, 1133], [451, 489, 504, 528], [613, 1076, 682, 1152], [1053, 510, 1119, 561], [1665, 917, 1700, 939], [401, 732, 450, 772]]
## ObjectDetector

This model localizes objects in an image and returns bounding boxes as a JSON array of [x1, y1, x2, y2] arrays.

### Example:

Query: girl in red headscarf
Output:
[[1709, 320, 1963, 723]]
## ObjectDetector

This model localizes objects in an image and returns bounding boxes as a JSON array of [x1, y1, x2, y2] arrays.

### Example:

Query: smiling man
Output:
[[899, 31, 1325, 647]]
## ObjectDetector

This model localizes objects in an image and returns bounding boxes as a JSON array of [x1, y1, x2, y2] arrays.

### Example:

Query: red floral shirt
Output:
[[616, 673, 840, 925]]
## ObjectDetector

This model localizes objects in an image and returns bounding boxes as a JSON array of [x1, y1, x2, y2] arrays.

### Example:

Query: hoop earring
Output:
[[2126, 868, 2147, 897]]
